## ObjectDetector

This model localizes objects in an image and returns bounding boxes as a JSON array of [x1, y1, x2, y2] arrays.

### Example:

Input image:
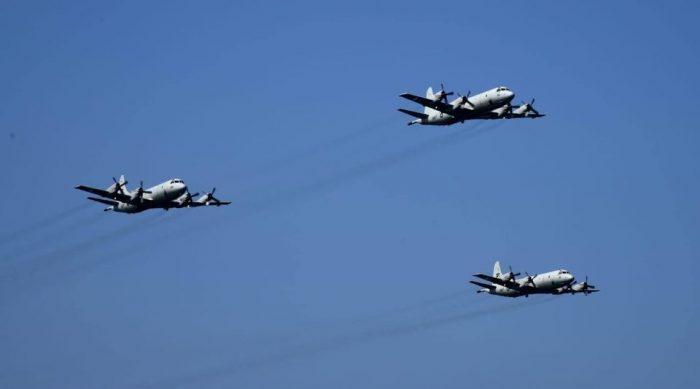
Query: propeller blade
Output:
[[137, 180, 152, 194], [438, 83, 454, 103], [525, 272, 537, 287], [112, 176, 127, 194], [463, 90, 474, 107], [508, 266, 519, 281]]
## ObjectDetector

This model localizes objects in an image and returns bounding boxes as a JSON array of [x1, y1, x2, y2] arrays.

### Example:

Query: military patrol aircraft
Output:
[[470, 261, 599, 297], [75, 175, 231, 213], [398, 84, 544, 126]]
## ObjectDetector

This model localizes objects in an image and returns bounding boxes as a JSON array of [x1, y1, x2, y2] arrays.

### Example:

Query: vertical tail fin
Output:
[[493, 261, 502, 278], [424, 87, 439, 116], [118, 175, 129, 195]]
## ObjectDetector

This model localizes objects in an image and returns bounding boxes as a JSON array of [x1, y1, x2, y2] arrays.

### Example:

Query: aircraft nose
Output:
[[506, 91, 515, 101]]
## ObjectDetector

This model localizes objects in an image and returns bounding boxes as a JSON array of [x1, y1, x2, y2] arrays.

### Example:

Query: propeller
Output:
[[524, 272, 537, 288], [131, 180, 152, 202], [202, 187, 219, 204], [181, 191, 199, 206], [580, 275, 595, 295], [522, 98, 540, 115], [112, 176, 128, 195], [459, 90, 473, 107], [436, 82, 454, 103], [505, 266, 520, 282]]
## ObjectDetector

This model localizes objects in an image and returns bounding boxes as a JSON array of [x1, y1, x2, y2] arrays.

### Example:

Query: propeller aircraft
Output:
[[398, 84, 544, 126], [470, 261, 599, 298], [75, 175, 231, 213]]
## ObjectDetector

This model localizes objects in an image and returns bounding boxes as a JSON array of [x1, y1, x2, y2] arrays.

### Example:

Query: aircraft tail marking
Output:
[[493, 260, 502, 278]]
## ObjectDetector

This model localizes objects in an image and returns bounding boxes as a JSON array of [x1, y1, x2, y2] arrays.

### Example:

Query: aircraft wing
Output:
[[399, 93, 453, 113], [472, 273, 521, 290], [76, 185, 130, 202], [185, 200, 231, 207]]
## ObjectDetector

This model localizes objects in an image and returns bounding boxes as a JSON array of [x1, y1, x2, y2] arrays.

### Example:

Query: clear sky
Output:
[[1, 1, 699, 388]]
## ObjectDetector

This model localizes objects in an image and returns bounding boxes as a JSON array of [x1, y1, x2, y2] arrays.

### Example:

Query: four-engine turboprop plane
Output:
[[75, 175, 231, 213], [470, 261, 599, 297], [398, 84, 544, 126]]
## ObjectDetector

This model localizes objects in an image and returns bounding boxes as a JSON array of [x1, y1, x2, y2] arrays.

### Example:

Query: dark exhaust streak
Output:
[[0, 212, 168, 289], [0, 203, 90, 246], [2, 213, 106, 263], [143, 296, 553, 388], [61, 121, 504, 282], [230, 116, 395, 183], [238, 120, 501, 219]]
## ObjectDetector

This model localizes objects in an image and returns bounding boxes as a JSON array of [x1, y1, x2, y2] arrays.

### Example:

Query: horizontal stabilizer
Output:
[[398, 108, 429, 119], [87, 196, 118, 206], [470, 280, 496, 290]]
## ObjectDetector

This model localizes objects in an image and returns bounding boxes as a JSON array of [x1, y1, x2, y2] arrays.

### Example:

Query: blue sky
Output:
[[1, 1, 699, 388]]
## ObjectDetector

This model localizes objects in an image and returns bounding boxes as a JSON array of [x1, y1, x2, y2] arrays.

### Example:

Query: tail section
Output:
[[398, 108, 428, 119], [424, 87, 440, 116], [493, 261, 502, 278], [397, 108, 428, 126], [117, 175, 129, 194], [470, 280, 496, 293]]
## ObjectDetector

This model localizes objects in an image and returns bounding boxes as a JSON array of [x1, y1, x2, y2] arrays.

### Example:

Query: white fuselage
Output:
[[113, 179, 188, 213], [425, 86, 515, 125], [489, 269, 574, 297]]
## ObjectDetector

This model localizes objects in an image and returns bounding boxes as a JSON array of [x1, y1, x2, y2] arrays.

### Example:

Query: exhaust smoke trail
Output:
[[0, 211, 184, 299], [0, 211, 168, 291], [1, 213, 106, 263], [0, 203, 90, 245], [142, 296, 554, 388], [11, 121, 505, 296], [230, 115, 395, 184], [60, 121, 504, 280], [238, 120, 501, 217]]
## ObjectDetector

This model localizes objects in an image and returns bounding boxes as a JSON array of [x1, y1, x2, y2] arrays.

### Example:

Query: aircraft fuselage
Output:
[[489, 270, 574, 297], [113, 179, 188, 213], [424, 86, 515, 125]]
